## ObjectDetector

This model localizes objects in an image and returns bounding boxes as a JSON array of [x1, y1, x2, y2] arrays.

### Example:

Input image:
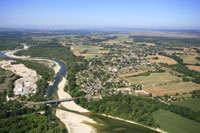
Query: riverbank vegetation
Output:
[[77, 93, 200, 128]]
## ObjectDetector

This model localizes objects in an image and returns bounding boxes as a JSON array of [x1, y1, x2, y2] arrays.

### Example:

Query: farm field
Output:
[[153, 109, 200, 133], [180, 54, 199, 64], [119, 71, 147, 78], [147, 54, 177, 65], [187, 65, 200, 72], [144, 82, 200, 96], [71, 45, 108, 59], [126, 72, 179, 86], [173, 99, 200, 112]]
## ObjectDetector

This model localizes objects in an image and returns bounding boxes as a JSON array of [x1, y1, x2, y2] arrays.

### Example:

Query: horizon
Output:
[[1, 0, 200, 29]]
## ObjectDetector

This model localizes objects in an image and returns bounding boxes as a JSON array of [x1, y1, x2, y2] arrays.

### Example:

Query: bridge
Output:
[[23, 98, 75, 106], [23, 95, 101, 107]]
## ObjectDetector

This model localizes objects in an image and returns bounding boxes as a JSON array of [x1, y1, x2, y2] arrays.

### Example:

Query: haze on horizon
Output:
[[0, 0, 200, 29]]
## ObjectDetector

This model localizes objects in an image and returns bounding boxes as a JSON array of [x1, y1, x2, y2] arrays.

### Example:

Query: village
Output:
[[72, 35, 200, 103], [75, 41, 157, 96]]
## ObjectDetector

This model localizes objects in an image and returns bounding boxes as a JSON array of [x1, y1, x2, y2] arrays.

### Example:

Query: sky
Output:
[[0, 0, 200, 29]]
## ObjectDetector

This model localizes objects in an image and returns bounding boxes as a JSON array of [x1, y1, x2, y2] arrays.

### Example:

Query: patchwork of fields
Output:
[[125, 72, 200, 96]]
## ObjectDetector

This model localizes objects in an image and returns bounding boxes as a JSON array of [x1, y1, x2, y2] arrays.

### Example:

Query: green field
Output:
[[153, 109, 200, 133], [127, 72, 179, 86], [173, 99, 200, 112]]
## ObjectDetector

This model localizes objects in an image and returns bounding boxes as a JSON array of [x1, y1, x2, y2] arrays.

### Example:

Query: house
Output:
[[108, 67, 118, 72]]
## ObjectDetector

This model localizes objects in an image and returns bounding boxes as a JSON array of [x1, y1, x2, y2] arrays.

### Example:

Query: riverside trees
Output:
[[78, 93, 200, 128]]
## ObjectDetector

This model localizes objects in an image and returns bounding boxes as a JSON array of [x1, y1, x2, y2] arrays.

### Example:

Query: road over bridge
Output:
[[23, 98, 75, 106], [23, 95, 101, 107]]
